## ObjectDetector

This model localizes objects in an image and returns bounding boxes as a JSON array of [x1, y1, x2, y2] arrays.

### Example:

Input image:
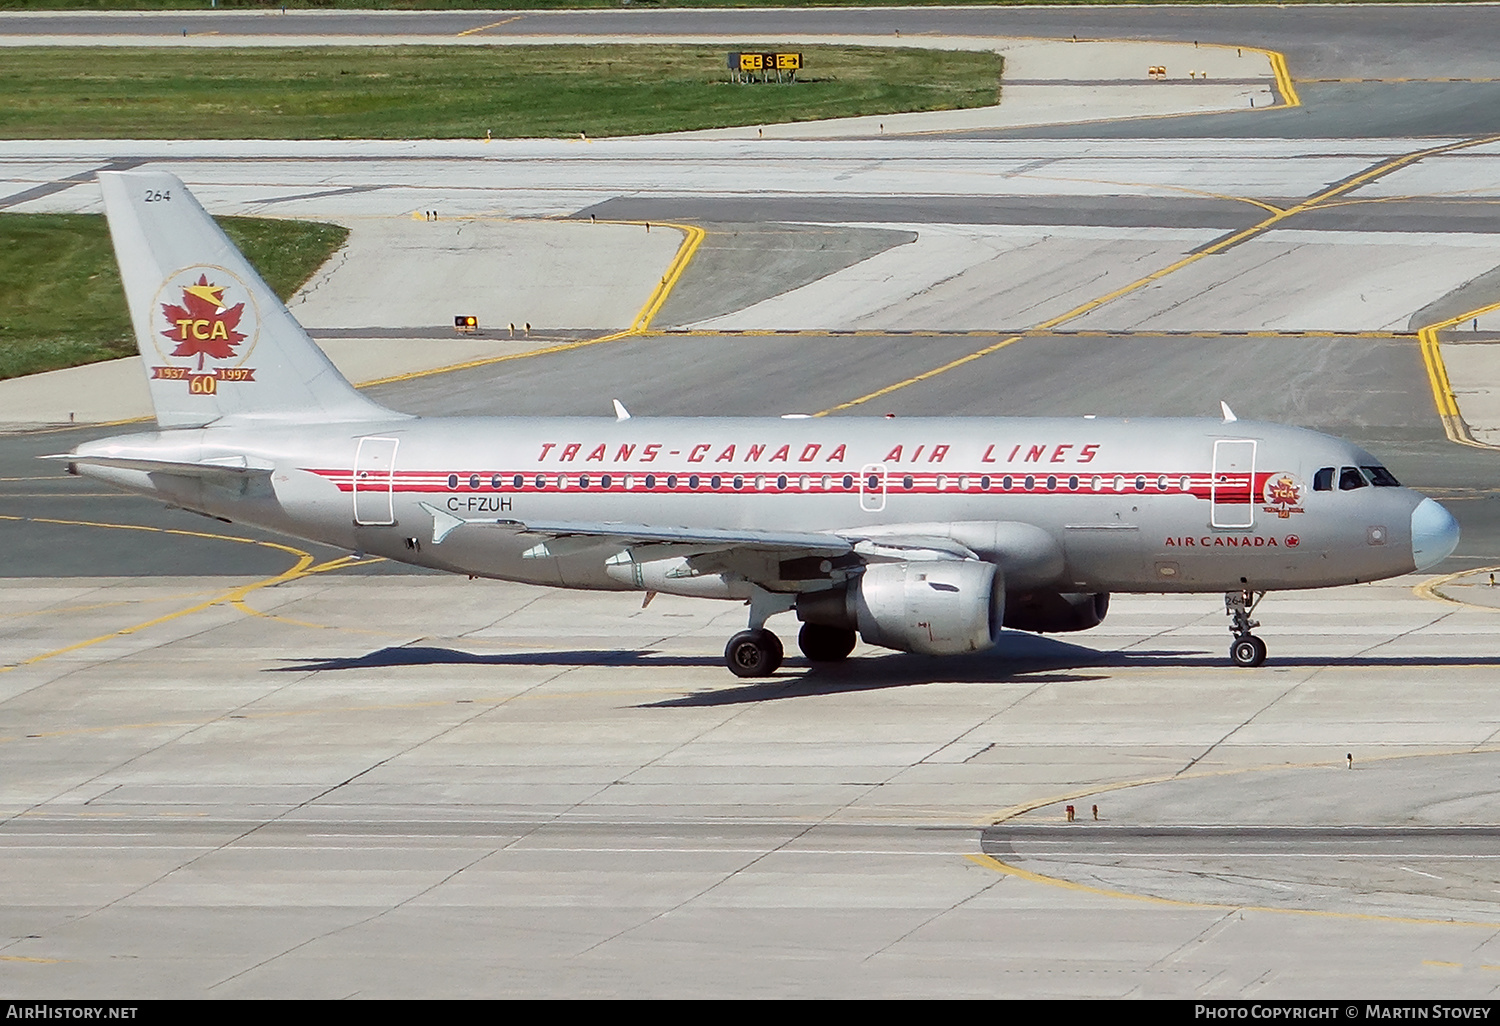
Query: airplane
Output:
[[55, 170, 1462, 677]]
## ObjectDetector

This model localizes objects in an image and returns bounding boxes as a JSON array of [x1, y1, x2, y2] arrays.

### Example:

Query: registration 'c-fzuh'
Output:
[[64, 172, 1461, 676]]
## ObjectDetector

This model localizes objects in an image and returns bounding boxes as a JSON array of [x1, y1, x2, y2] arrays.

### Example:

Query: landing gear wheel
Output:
[[1229, 635, 1267, 668], [798, 623, 856, 663], [725, 629, 783, 677]]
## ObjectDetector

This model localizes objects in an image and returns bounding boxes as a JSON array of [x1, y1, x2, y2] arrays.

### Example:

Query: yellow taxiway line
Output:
[[815, 334, 1025, 416], [356, 219, 705, 390], [968, 745, 1500, 930], [632, 222, 707, 334], [1416, 298, 1500, 449], [1413, 563, 1500, 609], [455, 16, 526, 38], [817, 133, 1500, 416], [1264, 48, 1301, 108], [965, 851, 1500, 931], [0, 516, 316, 676]]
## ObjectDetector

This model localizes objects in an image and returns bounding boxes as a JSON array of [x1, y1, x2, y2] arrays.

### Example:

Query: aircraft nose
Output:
[[1411, 497, 1460, 571]]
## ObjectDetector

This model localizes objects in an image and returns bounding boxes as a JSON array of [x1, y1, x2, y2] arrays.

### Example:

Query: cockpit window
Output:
[[1362, 465, 1400, 487], [1313, 467, 1334, 492], [1339, 466, 1369, 490]]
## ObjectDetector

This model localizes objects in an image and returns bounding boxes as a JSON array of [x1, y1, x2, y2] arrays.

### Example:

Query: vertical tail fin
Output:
[[99, 170, 393, 427]]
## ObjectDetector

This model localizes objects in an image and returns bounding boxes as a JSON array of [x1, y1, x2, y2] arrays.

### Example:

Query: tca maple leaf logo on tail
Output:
[[149, 266, 260, 395]]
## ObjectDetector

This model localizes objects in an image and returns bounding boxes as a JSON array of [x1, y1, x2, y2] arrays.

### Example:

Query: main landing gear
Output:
[[723, 621, 864, 678], [798, 623, 857, 663], [722, 589, 857, 677], [1225, 588, 1268, 667], [725, 588, 794, 678], [723, 624, 858, 677], [725, 629, 783, 677]]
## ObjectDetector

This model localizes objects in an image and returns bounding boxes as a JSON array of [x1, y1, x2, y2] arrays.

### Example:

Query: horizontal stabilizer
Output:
[[42, 453, 273, 481]]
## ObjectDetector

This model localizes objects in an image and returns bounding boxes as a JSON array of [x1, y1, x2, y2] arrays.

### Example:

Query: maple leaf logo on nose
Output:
[[1266, 475, 1300, 505], [160, 274, 247, 370]]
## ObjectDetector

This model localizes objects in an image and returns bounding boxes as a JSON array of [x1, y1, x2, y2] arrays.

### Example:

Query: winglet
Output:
[[613, 398, 631, 422], [1220, 401, 1237, 423]]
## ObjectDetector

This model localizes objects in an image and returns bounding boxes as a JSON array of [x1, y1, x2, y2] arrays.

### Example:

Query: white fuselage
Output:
[[74, 414, 1443, 598]]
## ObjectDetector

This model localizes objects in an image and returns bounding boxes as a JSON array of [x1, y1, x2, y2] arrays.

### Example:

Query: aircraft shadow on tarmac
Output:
[[271, 633, 1500, 705], [272, 645, 724, 671]]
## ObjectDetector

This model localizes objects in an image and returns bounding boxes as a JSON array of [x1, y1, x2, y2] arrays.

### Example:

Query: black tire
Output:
[[762, 629, 784, 670], [1229, 635, 1268, 668], [725, 629, 783, 677], [798, 623, 856, 663]]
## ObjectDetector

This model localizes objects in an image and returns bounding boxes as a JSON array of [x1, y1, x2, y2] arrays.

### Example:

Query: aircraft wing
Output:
[[418, 503, 982, 594], [511, 519, 857, 554], [420, 503, 853, 554]]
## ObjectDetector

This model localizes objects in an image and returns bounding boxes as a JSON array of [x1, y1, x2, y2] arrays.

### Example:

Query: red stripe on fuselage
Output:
[[305, 467, 1260, 502]]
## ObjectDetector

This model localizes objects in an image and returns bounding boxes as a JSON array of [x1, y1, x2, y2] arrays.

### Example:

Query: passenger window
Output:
[[1362, 465, 1400, 487], [1313, 467, 1334, 491], [1339, 466, 1368, 490]]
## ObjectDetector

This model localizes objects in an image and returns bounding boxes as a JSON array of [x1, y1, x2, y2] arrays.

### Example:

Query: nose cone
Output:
[[1411, 497, 1460, 571]]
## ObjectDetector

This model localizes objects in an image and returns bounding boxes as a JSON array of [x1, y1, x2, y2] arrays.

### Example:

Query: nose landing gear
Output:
[[1226, 588, 1267, 667]]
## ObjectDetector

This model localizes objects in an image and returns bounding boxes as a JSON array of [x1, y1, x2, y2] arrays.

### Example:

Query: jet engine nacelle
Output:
[[1002, 590, 1110, 633], [797, 560, 1003, 656]]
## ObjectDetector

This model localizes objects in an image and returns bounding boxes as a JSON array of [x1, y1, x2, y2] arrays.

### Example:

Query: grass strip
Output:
[[0, 214, 348, 379], [0, 45, 1002, 140]]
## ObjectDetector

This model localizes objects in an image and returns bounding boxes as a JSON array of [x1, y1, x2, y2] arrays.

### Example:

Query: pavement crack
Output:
[[863, 873, 1005, 962], [572, 817, 826, 959], [287, 236, 351, 309], [1175, 674, 1310, 778], [50, 658, 579, 933], [1148, 907, 1242, 970], [459, 591, 547, 637], [1354, 607, 1457, 659], [920, 683, 1045, 766], [209, 843, 502, 992]]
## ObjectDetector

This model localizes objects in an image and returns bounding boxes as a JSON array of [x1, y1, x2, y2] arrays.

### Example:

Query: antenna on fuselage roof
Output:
[[613, 399, 631, 421], [1220, 401, 1238, 423]]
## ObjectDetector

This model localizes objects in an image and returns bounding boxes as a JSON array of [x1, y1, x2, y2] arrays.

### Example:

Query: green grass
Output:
[[0, 45, 1002, 139], [0, 214, 348, 380]]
